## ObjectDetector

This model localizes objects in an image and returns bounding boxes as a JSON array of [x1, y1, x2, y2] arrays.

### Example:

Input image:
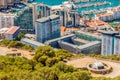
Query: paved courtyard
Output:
[[67, 56, 120, 78]]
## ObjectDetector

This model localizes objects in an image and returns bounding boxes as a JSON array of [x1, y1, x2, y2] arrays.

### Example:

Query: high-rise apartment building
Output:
[[0, 0, 7, 8], [0, 13, 15, 29], [0, 0, 15, 8], [36, 15, 60, 43], [101, 31, 119, 56], [53, 1, 80, 27]]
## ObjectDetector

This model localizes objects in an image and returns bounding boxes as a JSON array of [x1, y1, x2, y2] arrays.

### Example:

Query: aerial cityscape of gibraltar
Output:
[[1, 0, 120, 80]]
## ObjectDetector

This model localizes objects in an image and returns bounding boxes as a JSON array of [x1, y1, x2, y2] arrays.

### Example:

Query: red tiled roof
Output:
[[86, 19, 108, 28], [60, 26, 66, 32], [5, 26, 20, 34]]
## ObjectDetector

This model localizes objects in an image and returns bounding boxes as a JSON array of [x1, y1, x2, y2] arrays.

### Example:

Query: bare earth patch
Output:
[[0, 46, 34, 59]]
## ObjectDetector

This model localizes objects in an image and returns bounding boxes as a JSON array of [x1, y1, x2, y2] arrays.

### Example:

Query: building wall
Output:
[[0, 0, 15, 8], [14, 8, 33, 30], [0, 14, 14, 29], [58, 40, 101, 54], [0, 0, 7, 8], [5, 34, 13, 40], [39, 6, 51, 18], [36, 16, 60, 43], [13, 28, 20, 39], [114, 37, 120, 55], [51, 19, 60, 38], [79, 41, 101, 54], [101, 34, 114, 56], [21, 38, 45, 48], [99, 10, 120, 22], [5, 28, 20, 40]]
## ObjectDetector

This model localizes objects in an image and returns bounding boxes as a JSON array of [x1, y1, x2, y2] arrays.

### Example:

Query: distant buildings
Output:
[[5, 26, 20, 40], [31, 3, 51, 28], [45, 31, 101, 54], [51, 1, 80, 27], [85, 18, 110, 30], [101, 31, 119, 56], [96, 7, 120, 22], [0, 3, 34, 31], [36, 15, 60, 43], [0, 13, 15, 29], [0, 0, 14, 8], [0, 28, 9, 39]]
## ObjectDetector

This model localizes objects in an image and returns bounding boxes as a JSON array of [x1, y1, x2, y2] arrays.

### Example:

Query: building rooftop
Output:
[[102, 31, 119, 35], [96, 13, 113, 17], [21, 38, 45, 47], [0, 28, 9, 34], [86, 19, 108, 28], [45, 34, 75, 44], [36, 15, 60, 23], [5, 26, 20, 35], [115, 35, 120, 38], [78, 41, 101, 49]]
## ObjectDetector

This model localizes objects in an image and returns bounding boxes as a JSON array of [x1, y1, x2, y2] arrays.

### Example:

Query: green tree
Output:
[[54, 62, 77, 73], [7, 41, 24, 48], [17, 32, 26, 40], [55, 49, 73, 60], [72, 71, 91, 80], [0, 39, 11, 46], [46, 57, 59, 67], [34, 46, 55, 62], [59, 73, 77, 80], [38, 56, 48, 66], [91, 77, 111, 80]]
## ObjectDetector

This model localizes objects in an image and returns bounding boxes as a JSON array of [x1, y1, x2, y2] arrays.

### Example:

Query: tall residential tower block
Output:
[[36, 15, 60, 43], [101, 31, 119, 56]]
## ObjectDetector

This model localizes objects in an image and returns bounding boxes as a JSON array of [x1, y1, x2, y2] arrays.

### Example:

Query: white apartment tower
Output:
[[101, 31, 119, 56], [114, 35, 120, 55]]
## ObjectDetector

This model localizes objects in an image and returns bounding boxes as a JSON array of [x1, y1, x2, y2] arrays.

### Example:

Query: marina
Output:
[[33, 0, 120, 17], [77, 1, 111, 8]]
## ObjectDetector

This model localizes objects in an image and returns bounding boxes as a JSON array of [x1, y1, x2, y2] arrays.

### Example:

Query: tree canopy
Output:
[[0, 42, 119, 80]]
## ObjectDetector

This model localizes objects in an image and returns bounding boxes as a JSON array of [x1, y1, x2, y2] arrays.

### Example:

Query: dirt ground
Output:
[[67, 56, 120, 78], [0, 46, 34, 59]]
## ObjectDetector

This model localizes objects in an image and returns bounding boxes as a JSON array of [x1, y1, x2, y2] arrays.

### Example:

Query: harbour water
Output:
[[34, 0, 120, 26], [34, 0, 120, 16], [34, 0, 120, 11]]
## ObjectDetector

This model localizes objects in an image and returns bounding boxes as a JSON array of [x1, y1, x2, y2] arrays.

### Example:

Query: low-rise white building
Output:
[[5, 26, 20, 40], [0, 28, 9, 39]]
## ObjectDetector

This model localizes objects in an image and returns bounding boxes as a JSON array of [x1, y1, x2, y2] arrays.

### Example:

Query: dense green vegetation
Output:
[[89, 53, 120, 61], [0, 40, 120, 80], [17, 32, 26, 40], [0, 46, 91, 80], [0, 39, 34, 51], [0, 46, 120, 80]]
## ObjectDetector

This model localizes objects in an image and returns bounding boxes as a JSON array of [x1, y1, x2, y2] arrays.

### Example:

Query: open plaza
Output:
[[67, 56, 120, 78]]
